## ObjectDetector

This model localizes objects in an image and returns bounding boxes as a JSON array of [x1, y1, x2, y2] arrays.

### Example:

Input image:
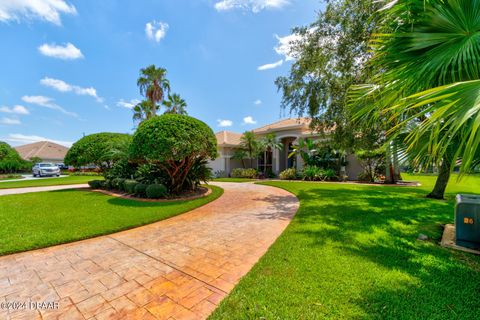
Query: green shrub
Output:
[[124, 180, 138, 194], [146, 184, 168, 199], [111, 178, 126, 191], [130, 114, 217, 194], [301, 165, 323, 181], [231, 168, 258, 179], [0, 141, 30, 174], [71, 172, 101, 176], [134, 183, 148, 197], [279, 168, 297, 180], [322, 168, 338, 181], [301, 166, 338, 181], [65, 132, 132, 170], [88, 180, 104, 189]]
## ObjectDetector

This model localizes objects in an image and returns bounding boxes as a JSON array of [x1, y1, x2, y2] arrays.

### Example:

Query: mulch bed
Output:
[[89, 186, 212, 202]]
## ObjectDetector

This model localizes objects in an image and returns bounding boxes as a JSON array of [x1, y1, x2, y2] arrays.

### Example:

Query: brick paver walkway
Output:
[[0, 182, 298, 320]]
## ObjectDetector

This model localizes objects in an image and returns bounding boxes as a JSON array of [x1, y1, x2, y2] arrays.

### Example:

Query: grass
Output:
[[0, 185, 223, 256], [210, 174, 480, 319], [213, 178, 256, 183], [0, 175, 97, 189]]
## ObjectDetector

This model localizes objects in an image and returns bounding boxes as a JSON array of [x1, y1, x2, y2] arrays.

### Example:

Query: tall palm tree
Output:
[[350, 0, 480, 198], [240, 131, 259, 168], [260, 133, 283, 173], [163, 93, 187, 115], [137, 65, 170, 110], [132, 100, 157, 123]]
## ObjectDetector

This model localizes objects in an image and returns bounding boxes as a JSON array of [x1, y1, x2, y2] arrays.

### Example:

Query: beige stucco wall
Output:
[[345, 153, 363, 180]]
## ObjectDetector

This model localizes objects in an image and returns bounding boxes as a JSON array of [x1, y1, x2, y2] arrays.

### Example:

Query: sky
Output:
[[0, 0, 322, 147]]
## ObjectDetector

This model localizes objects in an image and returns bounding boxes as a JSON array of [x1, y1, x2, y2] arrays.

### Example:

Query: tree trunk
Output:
[[392, 143, 402, 181], [384, 144, 396, 184], [427, 159, 451, 200]]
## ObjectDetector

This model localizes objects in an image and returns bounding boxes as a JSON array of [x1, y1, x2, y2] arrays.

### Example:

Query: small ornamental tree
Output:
[[65, 133, 132, 170], [130, 114, 217, 194], [0, 141, 28, 173]]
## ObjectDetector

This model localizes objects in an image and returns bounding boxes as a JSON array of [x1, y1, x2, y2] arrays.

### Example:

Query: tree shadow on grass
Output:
[[290, 185, 480, 318]]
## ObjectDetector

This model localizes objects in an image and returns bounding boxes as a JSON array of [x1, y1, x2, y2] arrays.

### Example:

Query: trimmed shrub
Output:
[[124, 180, 138, 194], [130, 114, 217, 194], [146, 184, 168, 199], [88, 180, 104, 189], [65, 132, 132, 170], [134, 183, 148, 197], [231, 168, 258, 179], [112, 178, 126, 191], [279, 168, 297, 180]]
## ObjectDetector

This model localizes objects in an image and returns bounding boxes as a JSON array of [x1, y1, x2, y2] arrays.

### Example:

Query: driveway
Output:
[[0, 182, 299, 320]]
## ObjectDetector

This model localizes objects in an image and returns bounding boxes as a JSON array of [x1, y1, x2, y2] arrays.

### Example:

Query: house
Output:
[[14, 141, 69, 164], [209, 118, 363, 180]]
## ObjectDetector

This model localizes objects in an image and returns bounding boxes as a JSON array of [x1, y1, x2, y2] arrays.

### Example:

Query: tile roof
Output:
[[215, 131, 243, 146], [215, 118, 313, 147], [252, 117, 311, 134], [14, 141, 69, 161]]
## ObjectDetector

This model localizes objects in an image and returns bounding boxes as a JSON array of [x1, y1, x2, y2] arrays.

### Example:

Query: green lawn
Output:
[[0, 186, 223, 256], [213, 178, 257, 183], [0, 175, 97, 189], [210, 174, 480, 319]]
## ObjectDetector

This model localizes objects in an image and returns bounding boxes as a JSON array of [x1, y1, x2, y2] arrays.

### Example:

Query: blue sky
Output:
[[0, 0, 322, 146]]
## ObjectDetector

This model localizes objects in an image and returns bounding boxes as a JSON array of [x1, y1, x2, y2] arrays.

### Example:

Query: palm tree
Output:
[[240, 131, 259, 168], [132, 100, 157, 123], [163, 93, 187, 115], [350, 0, 480, 199], [260, 133, 283, 173], [137, 65, 170, 110]]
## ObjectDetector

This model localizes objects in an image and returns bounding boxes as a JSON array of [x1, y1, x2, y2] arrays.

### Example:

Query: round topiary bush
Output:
[[124, 180, 138, 194], [112, 178, 126, 191], [130, 114, 217, 194], [88, 180, 104, 189], [134, 183, 148, 197], [146, 184, 168, 199]]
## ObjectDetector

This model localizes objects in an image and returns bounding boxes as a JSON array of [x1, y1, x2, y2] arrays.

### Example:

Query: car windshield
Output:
[[39, 163, 54, 167]]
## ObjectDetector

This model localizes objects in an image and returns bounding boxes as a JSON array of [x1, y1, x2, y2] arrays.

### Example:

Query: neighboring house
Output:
[[14, 141, 69, 164], [210, 118, 363, 180]]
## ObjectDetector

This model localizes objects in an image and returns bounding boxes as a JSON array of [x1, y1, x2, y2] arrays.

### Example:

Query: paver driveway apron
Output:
[[0, 182, 299, 320]]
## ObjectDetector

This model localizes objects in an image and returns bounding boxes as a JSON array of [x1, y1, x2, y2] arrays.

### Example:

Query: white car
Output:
[[32, 163, 60, 177]]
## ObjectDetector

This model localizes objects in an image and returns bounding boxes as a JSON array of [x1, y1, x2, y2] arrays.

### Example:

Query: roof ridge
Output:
[[35, 141, 49, 158]]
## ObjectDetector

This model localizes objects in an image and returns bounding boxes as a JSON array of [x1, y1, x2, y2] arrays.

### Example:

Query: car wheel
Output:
[[56, 174, 60, 177]]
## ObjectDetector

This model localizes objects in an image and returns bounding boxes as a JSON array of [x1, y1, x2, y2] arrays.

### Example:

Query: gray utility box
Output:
[[455, 194, 480, 249]]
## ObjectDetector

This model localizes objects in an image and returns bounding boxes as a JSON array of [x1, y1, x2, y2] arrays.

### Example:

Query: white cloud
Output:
[[38, 43, 83, 60], [117, 99, 140, 109], [254, 99, 262, 105], [145, 21, 169, 43], [214, 0, 289, 13], [4, 133, 72, 147], [257, 59, 283, 71], [274, 33, 300, 61], [243, 116, 257, 125], [0, 0, 76, 25], [21, 95, 77, 117], [217, 119, 233, 127], [274, 28, 317, 61], [0, 117, 21, 125], [40, 77, 103, 102], [0, 105, 29, 115]]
